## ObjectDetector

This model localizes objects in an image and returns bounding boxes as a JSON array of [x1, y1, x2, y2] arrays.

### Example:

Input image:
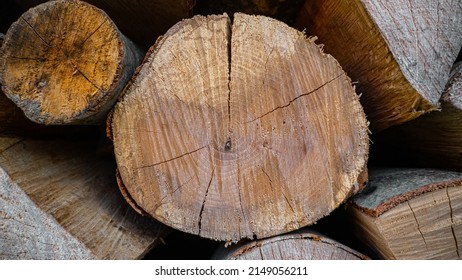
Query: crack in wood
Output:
[[21, 17, 51, 47], [198, 168, 215, 235], [446, 187, 460, 259], [75, 68, 103, 92], [407, 201, 428, 249], [80, 19, 107, 46], [138, 144, 209, 169], [246, 73, 344, 123]]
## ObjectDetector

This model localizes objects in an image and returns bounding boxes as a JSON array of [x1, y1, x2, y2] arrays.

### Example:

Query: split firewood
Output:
[[110, 14, 369, 241], [371, 62, 462, 171], [14, 0, 194, 49], [0, 0, 144, 125], [0, 136, 168, 259], [347, 168, 462, 259], [296, 0, 462, 132], [194, 0, 304, 25], [213, 229, 368, 260]]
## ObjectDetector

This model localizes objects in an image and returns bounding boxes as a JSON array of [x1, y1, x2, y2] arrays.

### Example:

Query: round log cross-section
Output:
[[111, 13, 369, 241], [0, 0, 143, 124]]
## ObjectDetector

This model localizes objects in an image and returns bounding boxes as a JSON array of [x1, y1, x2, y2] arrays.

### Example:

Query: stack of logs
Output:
[[0, 0, 461, 260]]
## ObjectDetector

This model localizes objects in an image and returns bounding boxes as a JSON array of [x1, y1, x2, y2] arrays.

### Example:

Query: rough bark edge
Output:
[[349, 180, 462, 217]]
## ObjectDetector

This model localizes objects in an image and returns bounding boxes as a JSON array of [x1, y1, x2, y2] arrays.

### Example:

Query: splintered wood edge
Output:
[[349, 179, 462, 217], [215, 229, 369, 260]]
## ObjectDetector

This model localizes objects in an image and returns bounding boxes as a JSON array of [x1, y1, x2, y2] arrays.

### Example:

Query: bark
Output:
[[296, 0, 462, 132], [213, 229, 368, 260], [347, 168, 462, 259], [111, 14, 369, 241], [371, 62, 462, 171], [0, 0, 144, 125], [14, 0, 194, 49], [0, 136, 168, 259]]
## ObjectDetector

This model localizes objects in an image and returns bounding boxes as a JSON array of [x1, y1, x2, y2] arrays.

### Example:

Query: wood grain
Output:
[[111, 14, 369, 241], [214, 229, 368, 260], [347, 168, 462, 259], [0, 0, 143, 124], [0, 136, 167, 259], [296, 0, 462, 131]]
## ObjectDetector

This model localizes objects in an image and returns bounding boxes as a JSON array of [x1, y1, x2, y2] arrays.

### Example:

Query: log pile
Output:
[[0, 0, 461, 260]]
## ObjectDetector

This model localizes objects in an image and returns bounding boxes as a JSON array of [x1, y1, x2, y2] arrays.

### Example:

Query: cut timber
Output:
[[0, 167, 93, 259], [0, 136, 167, 259], [296, 0, 462, 132], [213, 229, 368, 260], [371, 62, 462, 171], [0, 0, 143, 125], [111, 14, 369, 241], [14, 0, 193, 49], [347, 168, 462, 260], [194, 0, 304, 25]]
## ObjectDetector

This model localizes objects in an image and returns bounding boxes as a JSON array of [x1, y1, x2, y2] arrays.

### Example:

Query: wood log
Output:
[[347, 168, 462, 259], [0, 166, 94, 259], [14, 0, 193, 50], [111, 14, 369, 241], [295, 0, 462, 132], [371, 62, 462, 171], [0, 0, 144, 125], [0, 136, 168, 259], [194, 0, 304, 25], [213, 229, 368, 260]]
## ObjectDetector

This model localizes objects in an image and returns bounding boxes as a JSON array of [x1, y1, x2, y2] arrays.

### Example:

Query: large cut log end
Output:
[[111, 13, 369, 241], [0, 0, 143, 125]]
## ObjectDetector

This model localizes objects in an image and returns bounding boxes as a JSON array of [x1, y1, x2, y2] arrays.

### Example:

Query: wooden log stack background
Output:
[[0, 0, 461, 260]]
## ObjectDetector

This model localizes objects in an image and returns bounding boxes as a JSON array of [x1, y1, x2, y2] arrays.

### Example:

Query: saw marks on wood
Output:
[[112, 14, 369, 241]]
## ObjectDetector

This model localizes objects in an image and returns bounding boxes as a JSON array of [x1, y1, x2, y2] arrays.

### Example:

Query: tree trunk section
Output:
[[213, 229, 368, 260], [194, 0, 304, 25], [111, 14, 369, 241], [0, 136, 168, 259], [347, 168, 462, 259], [14, 0, 194, 50], [295, 0, 462, 132], [371, 62, 462, 171], [0, 0, 144, 125]]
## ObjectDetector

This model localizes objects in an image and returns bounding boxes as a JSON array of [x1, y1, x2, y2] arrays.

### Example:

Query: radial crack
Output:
[[246, 73, 344, 123], [446, 187, 460, 258], [227, 17, 232, 126], [21, 17, 51, 47], [139, 144, 209, 169], [76, 68, 103, 91], [198, 168, 215, 234], [407, 201, 428, 248]]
